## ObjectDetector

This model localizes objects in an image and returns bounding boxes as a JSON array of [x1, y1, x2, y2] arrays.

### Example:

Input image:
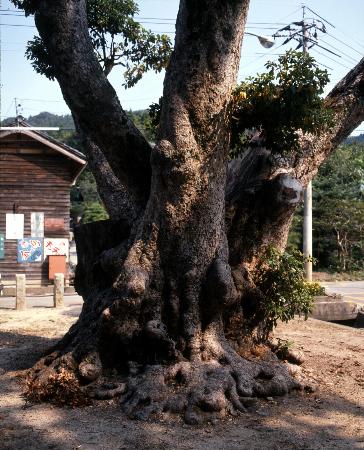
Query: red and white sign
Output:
[[44, 238, 69, 260]]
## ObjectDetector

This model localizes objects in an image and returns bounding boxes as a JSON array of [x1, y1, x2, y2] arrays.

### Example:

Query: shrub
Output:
[[305, 281, 325, 296], [254, 247, 315, 339], [230, 50, 333, 158]]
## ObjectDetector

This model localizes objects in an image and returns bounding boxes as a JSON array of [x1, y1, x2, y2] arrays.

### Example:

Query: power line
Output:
[[326, 32, 364, 56], [305, 36, 343, 58], [310, 47, 352, 70], [238, 6, 314, 72], [0, 20, 290, 32], [314, 60, 333, 71], [318, 37, 358, 64], [304, 6, 335, 28], [18, 98, 65, 103], [239, 41, 287, 77], [0, 9, 24, 13], [0, 23, 36, 28], [333, 26, 364, 52], [0, 13, 26, 16]]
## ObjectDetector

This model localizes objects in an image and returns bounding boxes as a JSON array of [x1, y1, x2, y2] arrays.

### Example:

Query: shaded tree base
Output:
[[24, 338, 301, 424]]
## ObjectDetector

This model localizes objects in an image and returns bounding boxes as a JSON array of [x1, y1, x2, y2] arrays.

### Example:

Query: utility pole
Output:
[[272, 5, 339, 280], [302, 6, 313, 281], [14, 98, 21, 125]]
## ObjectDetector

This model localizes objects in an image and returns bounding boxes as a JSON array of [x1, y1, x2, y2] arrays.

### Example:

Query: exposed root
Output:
[[89, 382, 127, 400], [121, 352, 300, 423], [23, 335, 301, 422]]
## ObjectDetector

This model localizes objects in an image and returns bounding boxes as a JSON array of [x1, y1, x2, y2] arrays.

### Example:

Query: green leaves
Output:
[[25, 36, 56, 80], [71, 169, 109, 224], [82, 202, 109, 223], [13, 0, 173, 88], [230, 50, 334, 157], [11, 0, 38, 15], [254, 247, 315, 338], [313, 143, 364, 271], [87, 0, 172, 86]]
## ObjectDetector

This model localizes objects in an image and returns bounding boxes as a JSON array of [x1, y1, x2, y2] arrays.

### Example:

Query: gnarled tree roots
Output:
[[24, 339, 301, 424]]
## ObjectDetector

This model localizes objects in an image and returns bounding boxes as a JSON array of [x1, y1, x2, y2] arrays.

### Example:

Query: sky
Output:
[[0, 0, 363, 134]]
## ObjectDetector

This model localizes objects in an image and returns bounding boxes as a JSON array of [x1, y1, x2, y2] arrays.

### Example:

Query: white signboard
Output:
[[6, 214, 24, 239], [31, 212, 44, 237], [44, 238, 69, 261]]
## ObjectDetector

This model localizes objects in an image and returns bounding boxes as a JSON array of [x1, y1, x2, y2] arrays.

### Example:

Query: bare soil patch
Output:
[[0, 305, 363, 449]]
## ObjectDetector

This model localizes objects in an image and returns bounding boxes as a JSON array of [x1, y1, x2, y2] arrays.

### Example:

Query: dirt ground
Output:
[[0, 303, 363, 450]]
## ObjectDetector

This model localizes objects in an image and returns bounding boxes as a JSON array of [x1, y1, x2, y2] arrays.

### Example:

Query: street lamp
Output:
[[245, 32, 275, 48]]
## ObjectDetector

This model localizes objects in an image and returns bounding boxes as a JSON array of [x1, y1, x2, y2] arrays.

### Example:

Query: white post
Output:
[[53, 273, 64, 308], [302, 8, 313, 281], [16, 274, 26, 310], [303, 181, 313, 281]]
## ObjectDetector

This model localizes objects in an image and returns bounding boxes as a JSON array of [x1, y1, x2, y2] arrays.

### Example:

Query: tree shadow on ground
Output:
[[0, 331, 57, 371], [0, 320, 363, 449], [1, 341, 363, 450], [1, 389, 363, 450]]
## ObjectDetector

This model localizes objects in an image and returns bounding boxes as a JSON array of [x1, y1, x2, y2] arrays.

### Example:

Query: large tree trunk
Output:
[[24, 0, 364, 423]]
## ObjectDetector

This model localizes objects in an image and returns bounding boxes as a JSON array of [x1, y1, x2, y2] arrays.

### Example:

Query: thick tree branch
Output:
[[226, 56, 364, 268], [34, 0, 152, 212], [78, 133, 140, 223], [296, 56, 364, 183]]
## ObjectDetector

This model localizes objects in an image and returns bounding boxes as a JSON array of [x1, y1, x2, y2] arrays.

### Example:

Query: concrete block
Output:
[[311, 300, 359, 322]]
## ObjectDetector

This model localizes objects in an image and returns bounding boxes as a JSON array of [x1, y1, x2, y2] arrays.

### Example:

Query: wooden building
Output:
[[0, 119, 86, 290]]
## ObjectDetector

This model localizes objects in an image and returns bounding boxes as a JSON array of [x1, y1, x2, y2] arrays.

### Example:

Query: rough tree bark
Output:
[[24, 0, 364, 423]]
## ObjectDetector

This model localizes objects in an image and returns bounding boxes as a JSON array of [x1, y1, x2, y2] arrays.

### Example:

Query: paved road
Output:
[[1, 282, 363, 311], [0, 294, 83, 310], [323, 281, 364, 307]]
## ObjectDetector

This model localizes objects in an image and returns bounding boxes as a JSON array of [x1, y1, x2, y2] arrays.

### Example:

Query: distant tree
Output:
[[82, 201, 109, 223], [71, 168, 108, 223], [287, 143, 364, 272], [345, 133, 364, 144], [313, 144, 364, 271], [27, 111, 75, 128], [286, 210, 303, 253], [14, 0, 172, 87], [126, 109, 155, 142]]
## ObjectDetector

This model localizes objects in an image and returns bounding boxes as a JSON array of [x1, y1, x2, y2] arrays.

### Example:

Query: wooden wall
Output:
[[0, 134, 80, 285]]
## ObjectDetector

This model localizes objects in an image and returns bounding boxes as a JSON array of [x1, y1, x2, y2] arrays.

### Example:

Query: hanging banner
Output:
[[17, 238, 43, 263], [31, 212, 44, 237], [0, 234, 4, 259], [44, 238, 69, 260], [6, 214, 24, 239]]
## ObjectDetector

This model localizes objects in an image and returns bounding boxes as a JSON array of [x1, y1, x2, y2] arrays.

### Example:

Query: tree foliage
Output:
[[82, 201, 109, 223], [126, 109, 156, 142], [147, 51, 334, 158], [288, 143, 364, 272], [13, 0, 172, 87], [313, 143, 364, 271], [230, 50, 333, 157], [70, 169, 108, 223], [254, 247, 315, 339]]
